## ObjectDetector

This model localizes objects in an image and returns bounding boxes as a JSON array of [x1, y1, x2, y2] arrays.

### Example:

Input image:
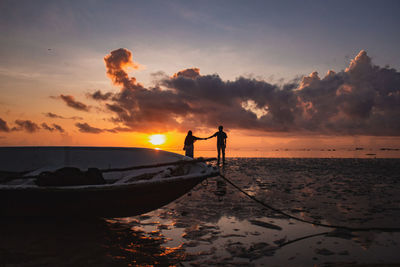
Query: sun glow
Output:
[[149, 134, 166, 145]]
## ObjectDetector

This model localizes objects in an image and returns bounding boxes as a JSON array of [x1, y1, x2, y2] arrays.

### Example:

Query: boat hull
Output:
[[1, 175, 206, 217], [0, 147, 217, 217]]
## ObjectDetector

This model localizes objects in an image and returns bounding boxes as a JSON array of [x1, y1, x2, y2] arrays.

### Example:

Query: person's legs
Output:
[[222, 146, 226, 164], [185, 145, 194, 158], [217, 145, 221, 164]]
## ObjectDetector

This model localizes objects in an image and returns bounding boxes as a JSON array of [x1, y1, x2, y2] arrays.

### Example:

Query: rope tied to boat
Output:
[[219, 174, 400, 232]]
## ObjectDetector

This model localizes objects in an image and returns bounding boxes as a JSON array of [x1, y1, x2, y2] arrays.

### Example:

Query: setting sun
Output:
[[149, 134, 166, 145]]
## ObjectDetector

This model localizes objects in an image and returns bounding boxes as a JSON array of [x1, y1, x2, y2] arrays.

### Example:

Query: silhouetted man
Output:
[[208, 125, 227, 165]]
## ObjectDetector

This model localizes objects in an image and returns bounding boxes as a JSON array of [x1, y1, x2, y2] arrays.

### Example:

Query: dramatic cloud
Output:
[[41, 122, 65, 133], [85, 49, 400, 135], [295, 50, 400, 135], [104, 48, 141, 88], [0, 118, 10, 132], [59, 95, 90, 112], [14, 120, 40, 133], [44, 112, 82, 120]]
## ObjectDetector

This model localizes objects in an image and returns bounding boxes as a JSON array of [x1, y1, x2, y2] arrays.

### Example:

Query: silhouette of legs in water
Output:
[[214, 177, 227, 201]]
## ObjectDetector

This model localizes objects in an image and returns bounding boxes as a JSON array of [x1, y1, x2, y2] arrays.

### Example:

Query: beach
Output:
[[1, 157, 400, 266]]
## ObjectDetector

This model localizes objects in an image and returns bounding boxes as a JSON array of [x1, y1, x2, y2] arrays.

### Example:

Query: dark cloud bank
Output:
[[85, 48, 400, 136]]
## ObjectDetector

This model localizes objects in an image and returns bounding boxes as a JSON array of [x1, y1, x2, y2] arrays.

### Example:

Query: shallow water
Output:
[[1, 158, 400, 266]]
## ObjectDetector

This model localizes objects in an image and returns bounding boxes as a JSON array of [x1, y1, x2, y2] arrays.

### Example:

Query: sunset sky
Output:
[[1, 0, 399, 154]]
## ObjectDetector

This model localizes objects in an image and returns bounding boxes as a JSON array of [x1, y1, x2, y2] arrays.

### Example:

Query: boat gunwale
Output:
[[0, 169, 220, 192]]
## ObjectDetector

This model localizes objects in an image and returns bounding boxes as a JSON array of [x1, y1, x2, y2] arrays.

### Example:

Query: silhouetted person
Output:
[[183, 130, 206, 158], [207, 125, 227, 165]]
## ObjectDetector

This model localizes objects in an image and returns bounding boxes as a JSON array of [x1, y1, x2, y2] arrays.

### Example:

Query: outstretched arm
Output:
[[207, 132, 217, 139]]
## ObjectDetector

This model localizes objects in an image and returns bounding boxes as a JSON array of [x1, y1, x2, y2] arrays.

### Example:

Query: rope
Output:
[[276, 231, 330, 249], [219, 174, 400, 232]]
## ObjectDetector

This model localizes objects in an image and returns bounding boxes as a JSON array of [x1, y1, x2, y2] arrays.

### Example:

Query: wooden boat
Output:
[[0, 147, 219, 217]]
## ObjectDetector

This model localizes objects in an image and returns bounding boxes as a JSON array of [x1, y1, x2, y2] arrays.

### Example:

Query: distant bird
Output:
[[48, 48, 52, 51]]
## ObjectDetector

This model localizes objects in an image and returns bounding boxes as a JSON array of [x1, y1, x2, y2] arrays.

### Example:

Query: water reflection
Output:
[[213, 178, 227, 201], [0, 217, 185, 266], [1, 158, 400, 266]]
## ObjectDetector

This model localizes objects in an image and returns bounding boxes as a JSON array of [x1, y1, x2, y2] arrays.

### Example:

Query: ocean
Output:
[[1, 157, 400, 266]]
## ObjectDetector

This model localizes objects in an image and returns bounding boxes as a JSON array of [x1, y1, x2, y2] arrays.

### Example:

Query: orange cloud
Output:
[[172, 68, 200, 79], [104, 48, 142, 88]]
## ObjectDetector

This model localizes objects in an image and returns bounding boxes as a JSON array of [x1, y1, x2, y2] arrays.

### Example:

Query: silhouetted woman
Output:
[[183, 130, 206, 158]]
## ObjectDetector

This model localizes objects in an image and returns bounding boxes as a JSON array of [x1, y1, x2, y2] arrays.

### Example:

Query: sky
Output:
[[0, 0, 399, 153]]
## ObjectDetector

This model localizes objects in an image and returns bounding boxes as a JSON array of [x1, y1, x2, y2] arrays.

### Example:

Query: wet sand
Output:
[[1, 158, 400, 266]]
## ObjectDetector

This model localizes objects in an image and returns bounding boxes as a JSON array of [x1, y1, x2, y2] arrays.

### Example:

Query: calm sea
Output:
[[171, 148, 400, 158], [1, 157, 400, 266]]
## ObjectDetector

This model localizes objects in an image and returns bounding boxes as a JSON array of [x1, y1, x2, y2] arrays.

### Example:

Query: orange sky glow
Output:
[[1, 126, 399, 158]]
